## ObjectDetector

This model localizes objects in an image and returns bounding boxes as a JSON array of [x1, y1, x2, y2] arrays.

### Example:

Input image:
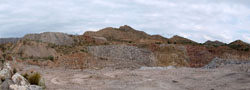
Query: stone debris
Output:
[[12, 73, 30, 86], [203, 57, 250, 69], [0, 62, 42, 90], [87, 45, 156, 68]]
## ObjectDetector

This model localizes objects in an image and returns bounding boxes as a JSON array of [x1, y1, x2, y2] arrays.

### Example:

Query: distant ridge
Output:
[[0, 38, 20, 44]]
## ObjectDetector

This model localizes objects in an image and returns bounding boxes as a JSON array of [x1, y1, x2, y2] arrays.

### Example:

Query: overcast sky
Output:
[[0, 0, 250, 43]]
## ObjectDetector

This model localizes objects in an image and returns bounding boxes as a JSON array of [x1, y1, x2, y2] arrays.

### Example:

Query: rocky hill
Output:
[[229, 40, 250, 51], [0, 25, 248, 69], [23, 32, 74, 46], [169, 35, 198, 45], [204, 40, 226, 46], [84, 25, 169, 43]]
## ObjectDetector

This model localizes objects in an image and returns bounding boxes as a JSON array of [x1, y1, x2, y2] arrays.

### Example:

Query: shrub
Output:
[[22, 73, 29, 80], [28, 72, 41, 85], [244, 48, 249, 51], [167, 41, 171, 44], [155, 42, 161, 44], [80, 49, 88, 53], [47, 56, 54, 61], [13, 68, 17, 74]]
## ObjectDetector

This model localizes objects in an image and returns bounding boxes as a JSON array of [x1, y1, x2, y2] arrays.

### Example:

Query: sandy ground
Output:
[[19, 64, 250, 90]]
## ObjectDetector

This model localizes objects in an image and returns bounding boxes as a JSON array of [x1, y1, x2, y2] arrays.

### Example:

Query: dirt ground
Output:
[[17, 63, 250, 90]]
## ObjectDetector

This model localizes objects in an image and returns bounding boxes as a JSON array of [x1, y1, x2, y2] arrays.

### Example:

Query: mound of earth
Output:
[[11, 40, 57, 58], [203, 57, 250, 69], [23, 32, 74, 46], [0, 38, 20, 44], [87, 45, 156, 69]]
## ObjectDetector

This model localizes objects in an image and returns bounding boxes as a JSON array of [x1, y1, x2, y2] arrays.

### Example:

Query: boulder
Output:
[[23, 32, 74, 46], [0, 62, 12, 80], [1, 79, 14, 90], [9, 84, 42, 90], [12, 73, 29, 86]]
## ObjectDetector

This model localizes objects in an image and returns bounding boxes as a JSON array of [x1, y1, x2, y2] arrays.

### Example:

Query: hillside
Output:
[[84, 25, 169, 43], [0, 25, 248, 69], [169, 35, 198, 45], [229, 40, 250, 51], [23, 32, 74, 46], [0, 25, 249, 90], [204, 40, 226, 46]]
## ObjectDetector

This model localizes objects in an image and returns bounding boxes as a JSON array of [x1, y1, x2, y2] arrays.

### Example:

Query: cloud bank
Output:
[[0, 0, 249, 43]]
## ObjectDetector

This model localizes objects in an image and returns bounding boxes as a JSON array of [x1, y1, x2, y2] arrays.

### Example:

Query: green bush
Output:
[[28, 72, 41, 85], [244, 48, 249, 51], [22, 73, 29, 80], [47, 56, 54, 61], [155, 42, 161, 44], [13, 68, 17, 74]]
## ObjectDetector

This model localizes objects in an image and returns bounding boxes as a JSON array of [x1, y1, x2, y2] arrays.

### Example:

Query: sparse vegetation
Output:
[[13, 68, 17, 74], [155, 42, 161, 44], [22, 73, 29, 80], [28, 72, 41, 85], [47, 56, 54, 61]]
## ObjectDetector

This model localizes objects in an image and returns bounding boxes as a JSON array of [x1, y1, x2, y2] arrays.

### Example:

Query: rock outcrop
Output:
[[23, 32, 74, 46], [0, 62, 42, 90], [12, 40, 57, 58]]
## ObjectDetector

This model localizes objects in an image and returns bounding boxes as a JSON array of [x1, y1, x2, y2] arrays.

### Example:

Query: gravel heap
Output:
[[87, 45, 156, 69], [203, 57, 250, 69]]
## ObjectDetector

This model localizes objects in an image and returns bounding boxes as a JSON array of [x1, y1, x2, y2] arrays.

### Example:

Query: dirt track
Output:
[[19, 63, 250, 90]]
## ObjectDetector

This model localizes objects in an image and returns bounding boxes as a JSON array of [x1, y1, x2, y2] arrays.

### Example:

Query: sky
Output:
[[0, 0, 250, 43]]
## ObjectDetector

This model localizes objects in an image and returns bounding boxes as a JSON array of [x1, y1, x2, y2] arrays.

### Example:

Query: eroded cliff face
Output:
[[11, 40, 57, 58], [153, 44, 190, 67], [23, 32, 74, 46]]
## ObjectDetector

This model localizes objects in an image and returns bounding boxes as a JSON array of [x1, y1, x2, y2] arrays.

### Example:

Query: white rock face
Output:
[[0, 62, 42, 90], [12, 73, 30, 86], [23, 32, 74, 46], [9, 84, 42, 90], [0, 62, 12, 79]]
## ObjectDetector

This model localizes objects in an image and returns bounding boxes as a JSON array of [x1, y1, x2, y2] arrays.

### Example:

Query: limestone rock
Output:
[[12, 73, 29, 86], [1, 79, 14, 90], [0, 62, 12, 80], [23, 32, 74, 46], [9, 84, 42, 90]]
